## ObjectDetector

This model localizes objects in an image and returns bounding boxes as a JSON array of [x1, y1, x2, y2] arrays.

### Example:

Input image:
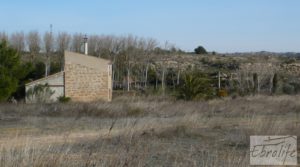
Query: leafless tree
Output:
[[71, 33, 83, 53], [238, 62, 279, 94], [57, 32, 71, 52], [9, 31, 25, 53], [57, 32, 71, 70], [43, 31, 54, 76], [93, 35, 115, 59], [143, 38, 158, 87], [0, 32, 8, 42], [27, 31, 41, 61], [88, 35, 99, 56]]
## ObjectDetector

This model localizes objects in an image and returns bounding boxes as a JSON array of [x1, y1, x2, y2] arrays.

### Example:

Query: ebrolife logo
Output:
[[250, 136, 297, 165]]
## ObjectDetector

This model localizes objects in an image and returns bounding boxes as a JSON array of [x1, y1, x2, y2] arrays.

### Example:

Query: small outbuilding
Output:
[[25, 51, 112, 103]]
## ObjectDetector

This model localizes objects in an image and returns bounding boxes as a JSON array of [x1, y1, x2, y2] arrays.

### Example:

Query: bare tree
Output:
[[71, 33, 83, 53], [57, 32, 71, 52], [43, 31, 54, 76], [27, 31, 41, 61], [0, 32, 8, 42], [93, 35, 115, 58], [57, 32, 71, 70], [9, 31, 25, 53], [238, 62, 279, 94], [88, 35, 99, 56], [144, 38, 157, 88]]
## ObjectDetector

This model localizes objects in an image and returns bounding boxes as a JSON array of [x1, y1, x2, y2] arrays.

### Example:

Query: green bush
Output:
[[176, 70, 215, 100], [58, 96, 71, 103], [282, 84, 295, 95], [26, 84, 55, 103], [194, 46, 207, 55], [290, 82, 300, 94], [284, 58, 296, 64], [0, 41, 29, 101], [272, 73, 279, 94]]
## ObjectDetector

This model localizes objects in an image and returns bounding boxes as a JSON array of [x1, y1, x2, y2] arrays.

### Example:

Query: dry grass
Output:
[[0, 95, 300, 166]]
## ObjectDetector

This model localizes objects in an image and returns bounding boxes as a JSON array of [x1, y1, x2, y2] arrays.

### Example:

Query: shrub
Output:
[[282, 84, 295, 95], [194, 46, 207, 55], [290, 82, 300, 94], [218, 89, 228, 97], [284, 58, 296, 64], [0, 41, 29, 101], [127, 107, 143, 117], [58, 96, 71, 103], [176, 70, 215, 100], [26, 84, 55, 103], [271, 73, 279, 94]]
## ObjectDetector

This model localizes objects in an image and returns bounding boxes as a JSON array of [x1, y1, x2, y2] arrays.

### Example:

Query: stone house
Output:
[[25, 51, 112, 103]]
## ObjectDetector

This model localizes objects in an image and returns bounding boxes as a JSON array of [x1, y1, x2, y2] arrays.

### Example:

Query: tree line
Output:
[[0, 31, 192, 101], [2, 30, 297, 102]]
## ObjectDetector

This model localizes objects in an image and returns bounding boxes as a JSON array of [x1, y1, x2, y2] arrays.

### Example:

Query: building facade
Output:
[[25, 51, 112, 103]]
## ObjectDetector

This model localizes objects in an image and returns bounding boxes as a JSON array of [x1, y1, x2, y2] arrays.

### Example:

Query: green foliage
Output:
[[26, 84, 55, 103], [272, 73, 278, 94], [26, 62, 45, 80], [289, 82, 300, 94], [50, 62, 61, 75], [58, 96, 71, 103], [176, 70, 215, 100], [0, 41, 28, 101], [253, 73, 258, 94], [283, 58, 296, 64], [282, 83, 295, 95], [12, 62, 34, 99], [194, 46, 207, 55]]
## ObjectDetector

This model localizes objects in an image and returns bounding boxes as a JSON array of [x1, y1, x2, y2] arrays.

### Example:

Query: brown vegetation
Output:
[[0, 95, 300, 166]]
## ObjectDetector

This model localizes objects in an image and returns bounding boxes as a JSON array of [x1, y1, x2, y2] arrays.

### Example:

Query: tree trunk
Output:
[[127, 68, 130, 92], [45, 53, 50, 77], [269, 74, 274, 94], [257, 75, 260, 93], [177, 70, 180, 85], [218, 71, 221, 89], [145, 64, 149, 88], [161, 69, 165, 95]]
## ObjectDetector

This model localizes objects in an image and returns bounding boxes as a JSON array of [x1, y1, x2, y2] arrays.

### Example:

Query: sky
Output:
[[0, 0, 300, 53]]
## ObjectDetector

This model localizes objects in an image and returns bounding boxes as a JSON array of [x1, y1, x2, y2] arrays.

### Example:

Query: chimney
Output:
[[83, 35, 88, 55]]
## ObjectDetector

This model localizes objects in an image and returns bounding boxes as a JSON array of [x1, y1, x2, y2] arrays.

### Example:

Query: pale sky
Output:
[[1, 0, 300, 52]]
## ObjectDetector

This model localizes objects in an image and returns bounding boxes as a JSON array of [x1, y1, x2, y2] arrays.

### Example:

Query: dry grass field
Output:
[[0, 95, 300, 167]]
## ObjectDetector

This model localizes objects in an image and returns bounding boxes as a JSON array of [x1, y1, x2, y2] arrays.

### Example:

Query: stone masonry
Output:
[[64, 51, 112, 102], [26, 51, 112, 103]]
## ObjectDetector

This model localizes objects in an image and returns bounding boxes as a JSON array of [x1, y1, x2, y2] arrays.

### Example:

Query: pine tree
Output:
[[272, 73, 278, 94], [0, 41, 27, 101]]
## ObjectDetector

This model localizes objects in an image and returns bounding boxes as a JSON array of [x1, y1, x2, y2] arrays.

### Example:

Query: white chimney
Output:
[[83, 35, 88, 55]]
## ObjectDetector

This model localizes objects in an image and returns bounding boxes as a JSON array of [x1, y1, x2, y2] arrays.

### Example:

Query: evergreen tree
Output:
[[0, 41, 27, 101], [253, 73, 258, 94], [272, 73, 278, 94], [194, 46, 207, 55]]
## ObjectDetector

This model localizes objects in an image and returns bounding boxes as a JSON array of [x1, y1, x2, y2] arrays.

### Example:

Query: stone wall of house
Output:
[[64, 62, 112, 102]]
